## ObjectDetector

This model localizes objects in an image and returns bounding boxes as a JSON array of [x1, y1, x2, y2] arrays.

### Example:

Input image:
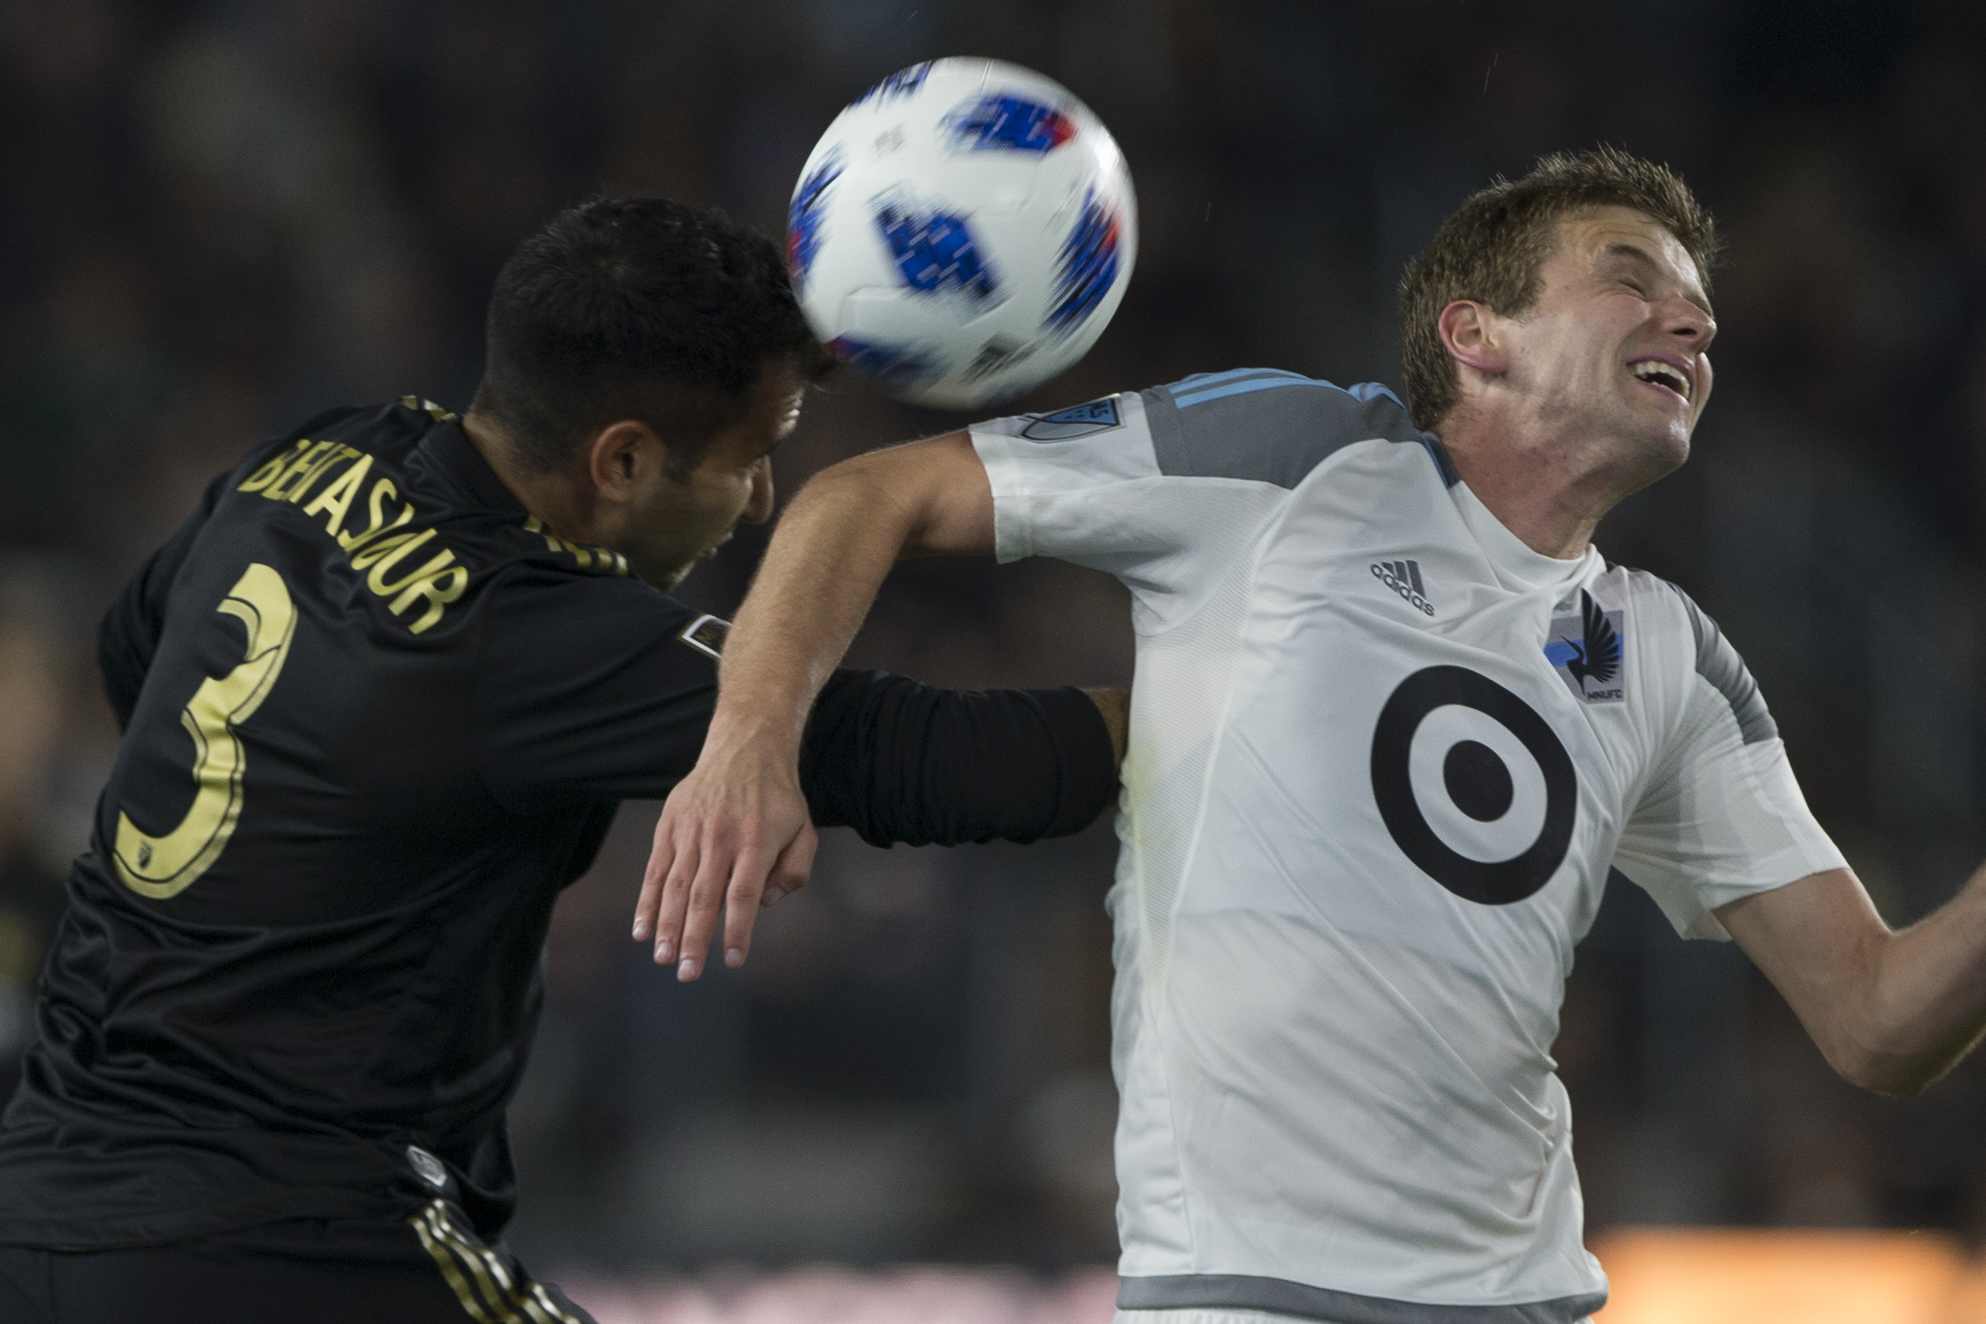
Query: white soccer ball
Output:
[[786, 58, 1138, 410]]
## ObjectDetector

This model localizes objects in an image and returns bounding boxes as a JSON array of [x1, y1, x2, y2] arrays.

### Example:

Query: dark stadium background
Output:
[[2, 0, 1986, 1288]]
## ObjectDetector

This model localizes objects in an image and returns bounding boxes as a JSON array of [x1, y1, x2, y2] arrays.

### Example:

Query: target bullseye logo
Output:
[[1370, 665, 1576, 905]]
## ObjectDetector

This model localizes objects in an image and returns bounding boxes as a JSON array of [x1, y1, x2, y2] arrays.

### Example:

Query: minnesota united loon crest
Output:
[[1544, 590, 1625, 703]]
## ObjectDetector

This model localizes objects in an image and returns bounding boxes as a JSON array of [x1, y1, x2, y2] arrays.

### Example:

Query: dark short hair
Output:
[[1398, 146, 1720, 431], [471, 197, 831, 476]]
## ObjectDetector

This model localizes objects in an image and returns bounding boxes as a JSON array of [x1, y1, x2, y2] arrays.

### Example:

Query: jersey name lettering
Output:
[[239, 441, 468, 634]]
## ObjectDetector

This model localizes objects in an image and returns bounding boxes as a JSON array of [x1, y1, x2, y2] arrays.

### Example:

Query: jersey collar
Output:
[[417, 418, 528, 516], [1452, 480, 1601, 592]]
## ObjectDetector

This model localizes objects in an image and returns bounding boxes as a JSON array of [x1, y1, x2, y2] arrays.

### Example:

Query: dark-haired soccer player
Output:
[[0, 199, 1120, 1324], [648, 147, 1986, 1324]]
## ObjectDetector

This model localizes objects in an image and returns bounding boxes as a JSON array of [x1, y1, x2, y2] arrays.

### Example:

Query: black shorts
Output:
[[0, 1199, 596, 1324]]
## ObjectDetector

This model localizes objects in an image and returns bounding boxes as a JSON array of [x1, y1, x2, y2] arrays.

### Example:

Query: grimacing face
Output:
[[1496, 205, 1717, 476], [620, 370, 805, 591]]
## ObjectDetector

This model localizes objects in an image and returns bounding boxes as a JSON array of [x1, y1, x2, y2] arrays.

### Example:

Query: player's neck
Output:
[[461, 410, 601, 545], [1434, 406, 1646, 561]]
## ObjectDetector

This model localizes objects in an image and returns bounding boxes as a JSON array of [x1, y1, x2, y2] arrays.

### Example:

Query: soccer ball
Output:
[[786, 58, 1138, 410]]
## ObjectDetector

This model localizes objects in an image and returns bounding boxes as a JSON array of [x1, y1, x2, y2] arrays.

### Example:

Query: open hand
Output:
[[633, 737, 816, 981]]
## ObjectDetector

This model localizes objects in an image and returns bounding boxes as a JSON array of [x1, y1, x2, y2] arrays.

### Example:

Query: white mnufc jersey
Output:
[[971, 371, 1845, 1324]]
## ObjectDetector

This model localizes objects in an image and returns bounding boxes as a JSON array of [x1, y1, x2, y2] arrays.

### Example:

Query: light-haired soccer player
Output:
[[637, 148, 1986, 1324]]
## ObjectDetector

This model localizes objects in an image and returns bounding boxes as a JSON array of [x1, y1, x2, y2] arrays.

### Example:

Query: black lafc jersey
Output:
[[0, 399, 1113, 1248]]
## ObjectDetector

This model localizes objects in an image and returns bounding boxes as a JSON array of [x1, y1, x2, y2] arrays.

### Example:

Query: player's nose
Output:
[[1662, 297, 1715, 352]]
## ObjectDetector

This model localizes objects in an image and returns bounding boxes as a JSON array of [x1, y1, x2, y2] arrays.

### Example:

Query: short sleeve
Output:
[[474, 569, 718, 812], [98, 469, 232, 730], [969, 371, 1424, 627], [1612, 589, 1847, 940], [97, 410, 363, 731]]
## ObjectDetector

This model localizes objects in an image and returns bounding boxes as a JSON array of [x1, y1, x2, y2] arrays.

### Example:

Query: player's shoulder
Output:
[[463, 506, 700, 657], [268, 396, 443, 457], [224, 396, 668, 641], [481, 551, 711, 654], [1607, 564, 1777, 743], [1139, 368, 1438, 490], [973, 368, 1439, 494], [227, 397, 460, 501]]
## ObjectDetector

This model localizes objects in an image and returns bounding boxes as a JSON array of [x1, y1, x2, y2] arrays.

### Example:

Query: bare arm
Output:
[[1717, 864, 1986, 1094], [633, 432, 998, 979], [1082, 686, 1130, 763], [692, 431, 996, 764]]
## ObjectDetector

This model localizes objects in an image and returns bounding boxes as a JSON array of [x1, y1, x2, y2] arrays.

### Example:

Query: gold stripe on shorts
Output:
[[407, 1199, 584, 1324]]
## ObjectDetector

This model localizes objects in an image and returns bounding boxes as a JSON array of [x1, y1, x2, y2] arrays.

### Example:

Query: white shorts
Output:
[[1115, 1311, 1331, 1324], [1116, 1314, 1595, 1324]]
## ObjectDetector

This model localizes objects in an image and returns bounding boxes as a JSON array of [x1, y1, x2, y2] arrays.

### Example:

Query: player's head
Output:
[[470, 197, 832, 589], [1399, 148, 1719, 475]]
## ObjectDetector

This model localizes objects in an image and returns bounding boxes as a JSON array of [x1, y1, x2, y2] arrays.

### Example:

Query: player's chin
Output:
[[1615, 416, 1691, 484], [631, 555, 697, 592], [1630, 397, 1696, 454], [1639, 426, 1692, 479]]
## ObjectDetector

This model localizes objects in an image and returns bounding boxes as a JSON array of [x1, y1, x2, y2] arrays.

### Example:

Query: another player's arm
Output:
[[1717, 866, 1986, 1095], [634, 431, 1006, 979], [1081, 685, 1130, 763]]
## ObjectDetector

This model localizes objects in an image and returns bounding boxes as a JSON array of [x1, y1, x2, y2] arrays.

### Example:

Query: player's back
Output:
[[0, 399, 711, 1246]]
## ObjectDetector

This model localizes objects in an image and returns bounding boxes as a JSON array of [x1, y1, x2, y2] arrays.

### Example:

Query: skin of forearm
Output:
[[1725, 865, 1986, 1096], [707, 453, 940, 756], [1853, 874, 1986, 1093]]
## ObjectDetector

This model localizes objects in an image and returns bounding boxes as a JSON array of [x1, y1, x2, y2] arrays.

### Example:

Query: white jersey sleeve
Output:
[[969, 371, 1431, 632], [1612, 583, 1847, 940]]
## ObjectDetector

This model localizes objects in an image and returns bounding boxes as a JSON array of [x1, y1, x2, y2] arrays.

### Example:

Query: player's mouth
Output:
[[1627, 356, 1692, 403]]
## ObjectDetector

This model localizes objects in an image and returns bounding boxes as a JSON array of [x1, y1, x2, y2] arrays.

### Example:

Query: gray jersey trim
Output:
[[1117, 1274, 1607, 1324], [1141, 373, 1442, 490], [1666, 583, 1778, 744]]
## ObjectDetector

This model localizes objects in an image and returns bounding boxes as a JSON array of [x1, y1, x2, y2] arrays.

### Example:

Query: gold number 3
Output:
[[113, 563, 297, 899]]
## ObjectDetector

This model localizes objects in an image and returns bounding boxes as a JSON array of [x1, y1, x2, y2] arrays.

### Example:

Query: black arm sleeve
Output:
[[799, 670, 1118, 847], [96, 469, 234, 732]]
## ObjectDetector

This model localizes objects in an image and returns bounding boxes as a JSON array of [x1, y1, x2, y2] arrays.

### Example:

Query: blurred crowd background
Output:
[[3, 0, 1986, 1287]]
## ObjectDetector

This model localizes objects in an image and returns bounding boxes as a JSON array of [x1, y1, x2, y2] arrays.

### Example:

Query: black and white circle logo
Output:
[[1369, 665, 1576, 905]]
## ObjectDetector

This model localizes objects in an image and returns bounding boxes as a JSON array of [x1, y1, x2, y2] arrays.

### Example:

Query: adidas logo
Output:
[[1371, 559, 1434, 616]]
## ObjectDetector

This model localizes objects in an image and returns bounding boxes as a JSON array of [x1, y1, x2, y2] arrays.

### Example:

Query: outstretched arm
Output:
[[1718, 864, 1986, 1094], [632, 432, 1002, 979]]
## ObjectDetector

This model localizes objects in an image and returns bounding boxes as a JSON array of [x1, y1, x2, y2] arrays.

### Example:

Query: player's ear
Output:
[[584, 420, 664, 501], [1438, 300, 1506, 378]]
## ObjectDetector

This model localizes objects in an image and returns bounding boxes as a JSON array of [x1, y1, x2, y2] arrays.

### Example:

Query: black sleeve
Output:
[[476, 574, 1117, 837], [96, 469, 234, 732], [798, 669, 1117, 847]]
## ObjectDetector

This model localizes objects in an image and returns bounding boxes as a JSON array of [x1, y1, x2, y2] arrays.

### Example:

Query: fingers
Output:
[[651, 809, 718, 970], [725, 823, 816, 966], [632, 756, 813, 981], [761, 823, 817, 911], [632, 809, 685, 944], [672, 835, 739, 982]]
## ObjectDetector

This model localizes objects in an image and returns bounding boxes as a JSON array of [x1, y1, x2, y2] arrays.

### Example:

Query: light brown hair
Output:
[[1398, 146, 1720, 431]]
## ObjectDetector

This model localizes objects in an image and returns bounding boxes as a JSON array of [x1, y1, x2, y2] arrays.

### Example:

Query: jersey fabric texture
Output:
[[971, 371, 1845, 1324], [0, 1201, 599, 1324], [0, 398, 1116, 1250]]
